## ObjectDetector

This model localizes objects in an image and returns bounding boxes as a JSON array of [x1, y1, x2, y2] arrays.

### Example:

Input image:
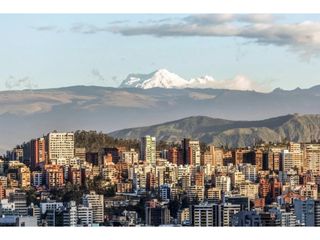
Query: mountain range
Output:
[[119, 69, 255, 90], [109, 114, 320, 148], [0, 69, 320, 153]]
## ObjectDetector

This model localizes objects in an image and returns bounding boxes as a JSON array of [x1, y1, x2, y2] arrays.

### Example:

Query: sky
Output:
[[1, 14, 320, 92]]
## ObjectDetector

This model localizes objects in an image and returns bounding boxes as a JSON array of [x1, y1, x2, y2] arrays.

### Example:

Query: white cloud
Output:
[[5, 76, 38, 90], [184, 14, 276, 24], [109, 14, 320, 57], [187, 75, 269, 92], [31, 14, 320, 58]]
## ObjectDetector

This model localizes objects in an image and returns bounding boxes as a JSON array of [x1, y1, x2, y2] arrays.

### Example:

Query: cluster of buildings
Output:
[[1, 132, 320, 227]]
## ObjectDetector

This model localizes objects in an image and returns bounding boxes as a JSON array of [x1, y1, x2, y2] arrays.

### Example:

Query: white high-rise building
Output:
[[121, 149, 139, 164], [63, 201, 78, 227], [222, 203, 241, 226], [48, 132, 74, 163], [215, 176, 231, 193], [282, 149, 303, 172], [77, 205, 93, 226], [40, 201, 64, 214], [280, 209, 297, 227], [140, 136, 156, 165], [240, 164, 257, 182], [82, 191, 104, 224], [191, 203, 222, 226]]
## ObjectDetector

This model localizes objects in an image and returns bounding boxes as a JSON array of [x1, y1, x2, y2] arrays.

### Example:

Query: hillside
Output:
[[109, 114, 320, 147]]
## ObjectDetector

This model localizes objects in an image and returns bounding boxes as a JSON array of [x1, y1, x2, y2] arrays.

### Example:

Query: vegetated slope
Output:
[[110, 114, 320, 147]]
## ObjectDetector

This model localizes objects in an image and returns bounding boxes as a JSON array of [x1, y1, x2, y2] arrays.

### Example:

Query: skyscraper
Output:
[[222, 203, 241, 226], [9, 190, 27, 216], [303, 144, 320, 174], [30, 137, 46, 170], [282, 143, 303, 172], [47, 132, 74, 164], [293, 199, 315, 226], [145, 201, 170, 226], [215, 175, 231, 193], [182, 139, 201, 166], [190, 203, 222, 227], [45, 165, 65, 189], [82, 191, 104, 224], [140, 136, 156, 165]]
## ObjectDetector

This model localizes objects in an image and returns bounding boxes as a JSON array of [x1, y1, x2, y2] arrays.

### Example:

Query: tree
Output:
[[25, 187, 40, 206], [74, 130, 139, 152], [168, 198, 181, 218], [181, 196, 190, 209]]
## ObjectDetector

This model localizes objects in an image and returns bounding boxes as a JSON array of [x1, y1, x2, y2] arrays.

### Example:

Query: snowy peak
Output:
[[119, 69, 219, 89], [119, 69, 262, 91], [119, 69, 188, 89]]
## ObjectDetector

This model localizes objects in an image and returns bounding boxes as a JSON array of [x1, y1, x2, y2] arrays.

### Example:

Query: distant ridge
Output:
[[109, 114, 320, 148], [0, 84, 320, 152]]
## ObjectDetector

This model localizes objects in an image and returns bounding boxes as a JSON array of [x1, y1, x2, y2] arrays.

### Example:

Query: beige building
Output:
[[239, 182, 259, 200], [48, 132, 75, 163], [140, 136, 156, 165], [215, 175, 231, 193], [121, 149, 139, 164], [207, 187, 221, 202], [300, 182, 318, 200], [231, 171, 245, 187], [282, 149, 303, 172], [187, 185, 205, 202], [210, 146, 223, 167], [18, 166, 31, 188], [178, 208, 190, 225], [188, 140, 201, 166], [303, 144, 320, 174]]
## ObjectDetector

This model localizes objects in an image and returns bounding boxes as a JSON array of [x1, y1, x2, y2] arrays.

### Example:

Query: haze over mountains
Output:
[[0, 69, 320, 153]]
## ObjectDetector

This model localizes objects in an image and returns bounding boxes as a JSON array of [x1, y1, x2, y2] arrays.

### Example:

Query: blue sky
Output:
[[1, 14, 320, 91]]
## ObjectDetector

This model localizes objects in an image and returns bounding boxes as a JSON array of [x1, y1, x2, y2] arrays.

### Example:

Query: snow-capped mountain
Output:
[[119, 69, 189, 89], [119, 69, 217, 89]]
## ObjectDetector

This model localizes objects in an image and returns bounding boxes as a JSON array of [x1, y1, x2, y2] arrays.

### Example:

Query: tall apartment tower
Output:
[[282, 149, 303, 172], [140, 136, 156, 165], [145, 203, 170, 226], [222, 203, 241, 226], [9, 190, 28, 216], [30, 137, 46, 169], [188, 140, 201, 166], [82, 191, 104, 224], [303, 144, 320, 175], [47, 132, 74, 164], [182, 138, 201, 166], [190, 203, 222, 226]]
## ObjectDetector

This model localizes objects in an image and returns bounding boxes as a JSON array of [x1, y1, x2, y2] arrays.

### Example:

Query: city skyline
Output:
[[2, 129, 320, 227], [2, 14, 320, 92], [1, 0, 320, 239], [1, 11, 320, 230]]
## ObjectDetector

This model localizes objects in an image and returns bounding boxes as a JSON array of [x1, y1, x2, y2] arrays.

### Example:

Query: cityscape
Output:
[[1, 131, 320, 227], [1, 13, 320, 230]]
